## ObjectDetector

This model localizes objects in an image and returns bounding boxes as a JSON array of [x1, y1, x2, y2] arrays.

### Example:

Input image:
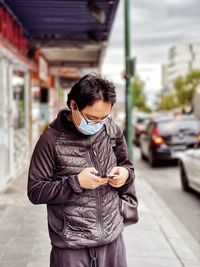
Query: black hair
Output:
[[67, 73, 116, 110]]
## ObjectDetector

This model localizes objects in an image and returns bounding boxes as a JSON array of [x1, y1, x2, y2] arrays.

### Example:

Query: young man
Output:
[[28, 73, 137, 267]]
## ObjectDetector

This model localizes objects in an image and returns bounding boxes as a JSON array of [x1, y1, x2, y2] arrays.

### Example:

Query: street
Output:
[[133, 145, 200, 244]]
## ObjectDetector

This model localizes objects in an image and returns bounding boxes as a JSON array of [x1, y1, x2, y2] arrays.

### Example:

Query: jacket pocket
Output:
[[61, 204, 98, 248]]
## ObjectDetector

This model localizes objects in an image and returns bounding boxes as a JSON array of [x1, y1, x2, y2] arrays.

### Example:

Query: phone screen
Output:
[[106, 175, 116, 179], [100, 174, 117, 178]]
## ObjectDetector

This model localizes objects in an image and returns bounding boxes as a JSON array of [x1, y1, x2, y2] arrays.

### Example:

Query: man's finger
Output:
[[109, 178, 125, 186], [92, 176, 108, 183], [109, 167, 118, 175], [88, 167, 98, 173]]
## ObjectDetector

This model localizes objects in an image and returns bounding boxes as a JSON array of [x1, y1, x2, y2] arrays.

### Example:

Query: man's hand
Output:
[[77, 167, 109, 189], [108, 166, 129, 188]]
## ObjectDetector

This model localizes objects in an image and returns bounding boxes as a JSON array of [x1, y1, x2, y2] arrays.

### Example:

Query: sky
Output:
[[102, 0, 200, 107]]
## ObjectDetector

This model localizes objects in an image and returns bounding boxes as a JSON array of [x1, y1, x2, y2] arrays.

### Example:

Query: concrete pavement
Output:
[[125, 170, 200, 267], [0, 171, 199, 267]]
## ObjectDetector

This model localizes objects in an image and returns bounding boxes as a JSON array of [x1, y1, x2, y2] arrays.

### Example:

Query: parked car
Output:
[[132, 112, 151, 145], [115, 110, 126, 132], [133, 116, 150, 146], [139, 114, 200, 167], [178, 149, 200, 193]]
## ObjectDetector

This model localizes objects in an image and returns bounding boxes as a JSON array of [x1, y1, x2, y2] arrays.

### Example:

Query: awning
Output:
[[2, 0, 119, 68]]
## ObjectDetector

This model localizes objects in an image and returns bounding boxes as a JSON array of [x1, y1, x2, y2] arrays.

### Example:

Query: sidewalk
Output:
[[125, 171, 200, 267], [0, 171, 199, 267]]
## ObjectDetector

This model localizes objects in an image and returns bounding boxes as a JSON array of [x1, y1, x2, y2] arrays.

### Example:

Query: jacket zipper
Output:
[[89, 147, 102, 175], [89, 147, 104, 245]]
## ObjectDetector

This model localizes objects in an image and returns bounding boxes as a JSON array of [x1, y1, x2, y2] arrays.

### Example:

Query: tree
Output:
[[157, 70, 200, 111], [131, 76, 151, 112], [157, 92, 179, 111], [174, 70, 200, 107]]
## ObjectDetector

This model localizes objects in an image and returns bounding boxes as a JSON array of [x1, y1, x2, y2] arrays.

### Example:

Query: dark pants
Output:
[[50, 234, 127, 267]]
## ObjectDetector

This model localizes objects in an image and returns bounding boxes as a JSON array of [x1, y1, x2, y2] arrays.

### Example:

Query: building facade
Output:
[[0, 42, 30, 189], [163, 43, 200, 90], [0, 5, 32, 189]]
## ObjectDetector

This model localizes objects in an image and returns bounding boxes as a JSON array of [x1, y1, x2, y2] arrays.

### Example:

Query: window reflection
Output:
[[12, 71, 25, 129]]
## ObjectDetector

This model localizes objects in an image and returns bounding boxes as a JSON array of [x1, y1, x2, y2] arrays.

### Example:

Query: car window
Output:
[[137, 118, 145, 124]]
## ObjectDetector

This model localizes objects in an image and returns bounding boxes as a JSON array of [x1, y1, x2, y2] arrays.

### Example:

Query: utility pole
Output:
[[124, 0, 133, 158]]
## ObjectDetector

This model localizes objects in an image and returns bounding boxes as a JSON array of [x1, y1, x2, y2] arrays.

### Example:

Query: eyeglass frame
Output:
[[76, 104, 112, 125]]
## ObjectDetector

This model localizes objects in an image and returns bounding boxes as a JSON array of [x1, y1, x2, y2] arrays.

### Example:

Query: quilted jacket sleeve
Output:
[[27, 129, 83, 205], [113, 124, 136, 193]]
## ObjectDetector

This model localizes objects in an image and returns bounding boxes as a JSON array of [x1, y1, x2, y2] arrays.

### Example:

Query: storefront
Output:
[[0, 43, 30, 189], [30, 55, 56, 147], [0, 4, 32, 188]]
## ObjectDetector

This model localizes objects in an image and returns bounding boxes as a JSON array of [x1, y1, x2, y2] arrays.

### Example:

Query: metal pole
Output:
[[124, 0, 133, 158]]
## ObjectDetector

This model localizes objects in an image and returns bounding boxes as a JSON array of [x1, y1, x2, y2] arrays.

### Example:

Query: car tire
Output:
[[141, 150, 146, 161], [135, 136, 140, 147], [179, 161, 190, 191], [148, 151, 157, 167]]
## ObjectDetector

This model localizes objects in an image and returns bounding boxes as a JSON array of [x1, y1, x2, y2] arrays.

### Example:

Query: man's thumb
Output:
[[89, 167, 98, 174], [108, 167, 118, 176]]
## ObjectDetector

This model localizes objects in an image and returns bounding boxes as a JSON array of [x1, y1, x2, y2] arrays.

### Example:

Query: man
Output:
[[28, 73, 137, 267]]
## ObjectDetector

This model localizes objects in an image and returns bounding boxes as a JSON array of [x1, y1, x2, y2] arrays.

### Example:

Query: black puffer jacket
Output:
[[28, 109, 136, 249]]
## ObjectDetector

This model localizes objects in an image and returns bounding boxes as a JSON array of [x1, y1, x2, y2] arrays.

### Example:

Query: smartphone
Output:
[[105, 175, 117, 179], [99, 174, 117, 178]]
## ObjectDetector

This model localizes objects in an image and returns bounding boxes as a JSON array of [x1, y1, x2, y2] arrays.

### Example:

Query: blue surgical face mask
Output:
[[72, 111, 103, 135], [71, 103, 110, 135], [77, 118, 103, 135]]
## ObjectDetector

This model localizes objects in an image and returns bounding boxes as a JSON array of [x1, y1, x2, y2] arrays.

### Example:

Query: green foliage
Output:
[[131, 76, 151, 112], [157, 70, 200, 111], [157, 92, 179, 111], [174, 70, 200, 106]]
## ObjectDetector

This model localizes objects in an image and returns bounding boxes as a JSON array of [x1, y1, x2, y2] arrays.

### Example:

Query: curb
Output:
[[137, 175, 200, 266]]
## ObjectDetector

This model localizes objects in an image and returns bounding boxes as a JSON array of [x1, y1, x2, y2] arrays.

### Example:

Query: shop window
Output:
[[32, 86, 40, 102], [12, 71, 25, 129]]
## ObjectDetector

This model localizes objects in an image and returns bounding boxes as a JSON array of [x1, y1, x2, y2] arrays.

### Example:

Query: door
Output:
[[187, 149, 200, 190], [0, 59, 12, 186]]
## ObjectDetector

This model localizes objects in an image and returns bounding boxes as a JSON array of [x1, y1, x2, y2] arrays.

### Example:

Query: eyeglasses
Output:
[[76, 106, 112, 125]]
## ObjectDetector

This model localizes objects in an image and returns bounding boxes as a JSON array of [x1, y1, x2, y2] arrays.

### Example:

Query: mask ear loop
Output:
[[71, 103, 80, 129]]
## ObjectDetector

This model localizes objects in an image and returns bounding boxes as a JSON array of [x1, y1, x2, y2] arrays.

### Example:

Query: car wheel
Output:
[[148, 151, 157, 167], [141, 150, 146, 161], [179, 161, 190, 191]]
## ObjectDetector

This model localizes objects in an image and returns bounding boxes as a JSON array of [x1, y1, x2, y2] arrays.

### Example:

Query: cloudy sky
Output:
[[102, 0, 200, 106]]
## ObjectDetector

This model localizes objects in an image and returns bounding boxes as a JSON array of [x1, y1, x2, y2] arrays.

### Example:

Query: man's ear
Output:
[[70, 100, 77, 111]]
